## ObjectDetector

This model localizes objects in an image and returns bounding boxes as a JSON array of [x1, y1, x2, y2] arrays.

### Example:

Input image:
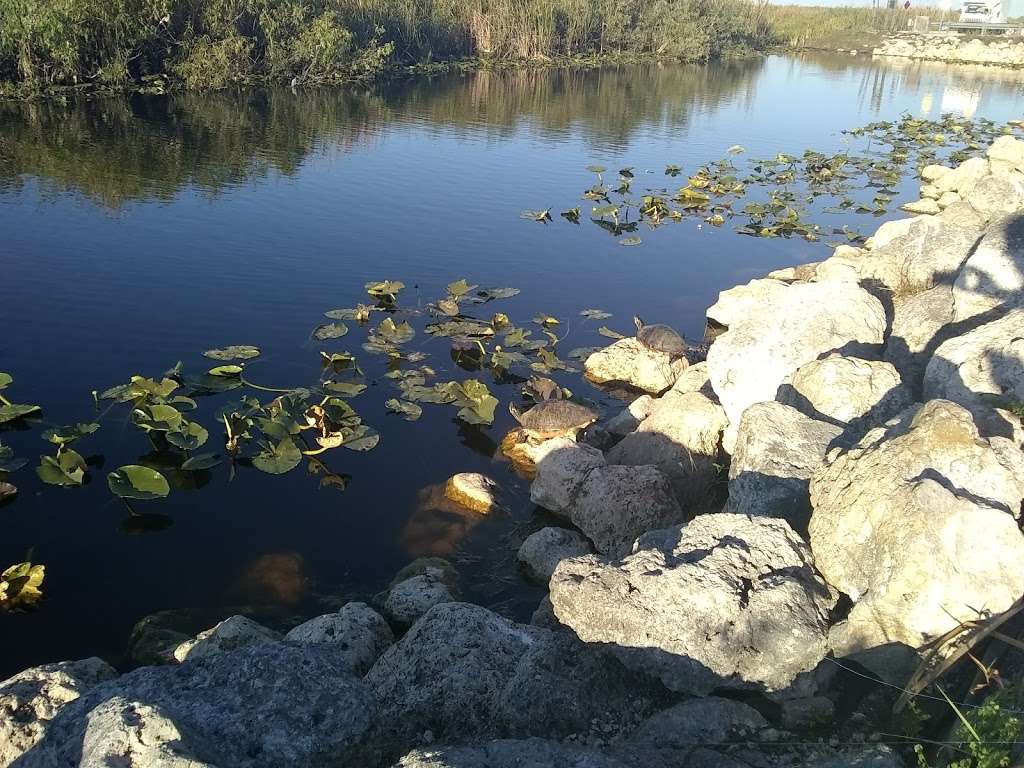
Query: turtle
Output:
[[633, 315, 687, 359], [508, 400, 597, 440]]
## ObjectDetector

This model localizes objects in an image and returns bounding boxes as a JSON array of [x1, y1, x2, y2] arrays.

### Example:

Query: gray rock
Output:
[[969, 174, 1024, 219], [172, 615, 280, 663], [566, 464, 684, 558], [606, 390, 727, 509], [935, 155, 989, 195], [629, 697, 768, 749], [727, 402, 843, 529], [988, 135, 1024, 173], [807, 745, 905, 768], [939, 200, 988, 230], [366, 603, 662, 755], [284, 602, 393, 675], [924, 307, 1024, 438], [517, 527, 592, 584], [384, 574, 454, 626], [584, 338, 689, 395], [1, 658, 118, 768], [16, 643, 374, 768], [706, 278, 791, 329], [606, 395, 656, 438], [706, 281, 886, 452], [389, 557, 457, 590], [899, 198, 939, 215], [809, 400, 1024, 650], [953, 214, 1024, 322], [670, 361, 713, 396], [529, 438, 605, 515], [127, 611, 195, 666], [921, 164, 951, 183], [549, 513, 836, 694], [883, 285, 956, 396], [529, 595, 563, 631], [391, 740, 634, 768], [779, 696, 835, 731], [778, 355, 912, 427]]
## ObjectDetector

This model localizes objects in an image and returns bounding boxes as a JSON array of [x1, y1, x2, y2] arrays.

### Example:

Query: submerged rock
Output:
[[706, 281, 886, 452], [172, 614, 280, 663], [17, 644, 374, 768], [516, 526, 592, 584], [605, 390, 727, 509], [0, 657, 118, 768], [284, 602, 394, 675], [727, 402, 842, 529], [566, 464, 683, 558], [584, 338, 688, 394], [443, 472, 499, 514], [365, 603, 662, 756], [809, 400, 1024, 650], [549, 513, 836, 694]]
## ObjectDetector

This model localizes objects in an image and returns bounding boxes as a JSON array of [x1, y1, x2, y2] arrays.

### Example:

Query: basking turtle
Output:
[[634, 315, 687, 359], [508, 400, 597, 440]]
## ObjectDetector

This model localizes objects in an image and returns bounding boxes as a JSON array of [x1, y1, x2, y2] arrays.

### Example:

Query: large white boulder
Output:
[[884, 285, 956, 396], [706, 281, 886, 452], [706, 278, 790, 328], [172, 615, 280, 663], [778, 354, 911, 426], [953, 214, 1024, 322], [529, 438, 605, 515], [584, 338, 688, 394]]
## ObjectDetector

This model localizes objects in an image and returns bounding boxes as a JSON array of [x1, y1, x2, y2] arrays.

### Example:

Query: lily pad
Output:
[[619, 237, 642, 247], [42, 423, 100, 447], [0, 561, 44, 609], [208, 365, 243, 377], [313, 323, 349, 341], [377, 318, 415, 344], [37, 450, 87, 487], [471, 287, 520, 303], [203, 346, 260, 362], [108, 465, 171, 500], [0, 445, 26, 473], [385, 399, 423, 421], [181, 453, 222, 471], [252, 437, 302, 475], [167, 420, 209, 451], [0, 404, 41, 424], [520, 209, 551, 222], [580, 309, 612, 320], [366, 280, 405, 304]]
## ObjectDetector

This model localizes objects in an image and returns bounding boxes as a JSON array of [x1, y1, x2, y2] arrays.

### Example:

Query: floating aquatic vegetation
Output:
[[203, 346, 261, 361], [385, 399, 423, 421], [42, 423, 99, 446], [108, 464, 171, 499], [520, 209, 551, 222], [365, 280, 405, 305], [313, 322, 349, 341], [0, 561, 44, 610], [0, 443, 26, 473], [0, 373, 41, 424], [37, 450, 88, 487]]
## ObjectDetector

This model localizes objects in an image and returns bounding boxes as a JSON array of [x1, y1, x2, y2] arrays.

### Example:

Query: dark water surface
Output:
[[1, 53, 1023, 678]]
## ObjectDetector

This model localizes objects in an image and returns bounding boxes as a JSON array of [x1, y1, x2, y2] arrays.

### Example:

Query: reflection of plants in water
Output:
[[526, 114, 1024, 246]]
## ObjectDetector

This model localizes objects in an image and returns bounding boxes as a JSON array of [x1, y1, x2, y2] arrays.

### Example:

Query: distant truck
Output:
[[958, 0, 1006, 24]]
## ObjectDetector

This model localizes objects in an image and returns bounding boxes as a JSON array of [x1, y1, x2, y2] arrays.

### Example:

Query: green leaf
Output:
[[132, 404, 183, 433], [37, 449, 87, 487], [447, 279, 476, 298], [313, 323, 349, 341], [586, 165, 607, 174], [252, 437, 302, 475], [341, 426, 380, 451], [580, 309, 612, 320], [0, 445, 26, 473], [365, 280, 405, 303], [520, 209, 551, 222], [0, 561, 44, 609], [208, 364, 243, 377], [181, 453, 222, 471], [471, 287, 520, 303], [166, 420, 209, 451], [598, 326, 625, 339], [0, 404, 41, 424], [323, 380, 367, 397], [385, 399, 423, 421], [0, 373, 11, 390], [377, 318, 415, 344], [108, 465, 170, 500], [41, 423, 100, 446], [203, 345, 260, 361]]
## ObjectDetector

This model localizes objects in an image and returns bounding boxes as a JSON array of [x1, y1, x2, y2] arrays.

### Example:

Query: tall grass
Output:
[[0, 0, 775, 91], [763, 5, 947, 49]]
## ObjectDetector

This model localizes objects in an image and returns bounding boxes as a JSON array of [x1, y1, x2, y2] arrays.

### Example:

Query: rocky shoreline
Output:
[[874, 32, 1024, 68], [4, 134, 1024, 767]]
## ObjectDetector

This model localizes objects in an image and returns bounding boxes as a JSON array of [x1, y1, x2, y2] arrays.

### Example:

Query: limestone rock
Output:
[[809, 400, 1024, 649], [0, 658, 118, 768], [516, 527, 592, 583], [443, 472, 498, 514], [706, 278, 790, 329], [923, 307, 1024, 438], [366, 603, 661, 753], [778, 354, 912, 426], [952, 214, 1024, 321], [727, 402, 842, 529], [935, 156, 989, 195], [529, 438, 605, 515], [855, 216, 980, 293], [584, 338, 688, 394], [988, 135, 1024, 173], [921, 164, 951, 183], [18, 644, 374, 768], [606, 390, 727, 508], [670, 361, 713, 395], [969, 174, 1024, 219], [936, 191, 960, 209], [284, 602, 394, 675], [549, 513, 836, 694], [940, 200, 988, 230], [172, 615, 280, 663], [384, 574, 454, 626], [566, 464, 684, 558], [884, 285, 956, 396], [706, 281, 886, 452], [606, 394, 656, 437], [900, 198, 939, 215]]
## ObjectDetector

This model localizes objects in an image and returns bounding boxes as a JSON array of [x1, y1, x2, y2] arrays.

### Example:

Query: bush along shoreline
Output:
[[4, 135, 1024, 767], [0, 0, 775, 97]]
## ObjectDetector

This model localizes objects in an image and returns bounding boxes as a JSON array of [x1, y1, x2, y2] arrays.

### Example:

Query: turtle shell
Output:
[[517, 400, 597, 432], [637, 324, 687, 357]]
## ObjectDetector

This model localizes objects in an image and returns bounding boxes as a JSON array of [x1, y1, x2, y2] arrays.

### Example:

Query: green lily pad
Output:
[[252, 437, 302, 475], [365, 281, 405, 303], [203, 346, 260, 361], [580, 309, 612, 320], [0, 373, 11, 390], [0, 403, 42, 424], [37, 449, 88, 487], [313, 323, 349, 341], [341, 426, 380, 451], [108, 465, 171, 500], [377, 318, 415, 344], [0, 445, 26, 473], [42, 423, 100, 446], [0, 561, 44, 609], [385, 399, 423, 421], [132, 404, 183, 433], [181, 453, 222, 471], [447, 279, 477, 298], [208, 365, 243, 377], [167, 420, 209, 451]]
